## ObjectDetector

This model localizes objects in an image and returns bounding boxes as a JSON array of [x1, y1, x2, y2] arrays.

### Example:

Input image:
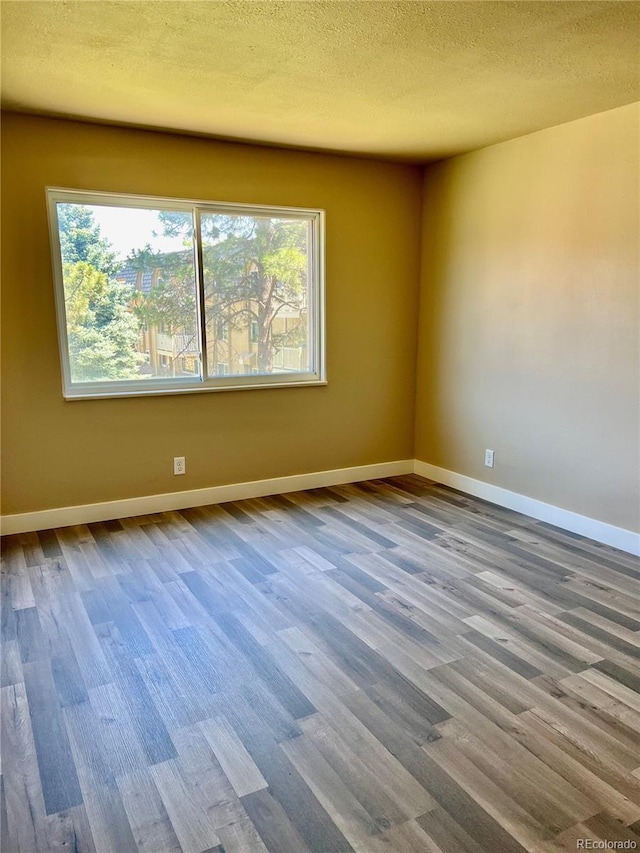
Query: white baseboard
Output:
[[0, 460, 414, 535], [3, 458, 638, 557], [414, 460, 640, 557]]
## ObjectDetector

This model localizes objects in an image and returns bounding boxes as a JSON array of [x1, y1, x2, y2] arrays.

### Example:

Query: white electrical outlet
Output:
[[174, 456, 186, 475], [484, 449, 495, 468]]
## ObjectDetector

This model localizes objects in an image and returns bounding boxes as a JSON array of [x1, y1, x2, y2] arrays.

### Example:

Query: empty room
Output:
[[1, 2, 639, 851]]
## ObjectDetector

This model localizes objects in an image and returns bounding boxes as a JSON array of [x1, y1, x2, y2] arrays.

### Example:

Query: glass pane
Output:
[[56, 203, 200, 383], [200, 212, 311, 377]]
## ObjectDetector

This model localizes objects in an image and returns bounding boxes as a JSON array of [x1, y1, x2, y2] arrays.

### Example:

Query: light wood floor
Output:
[[2, 475, 640, 853]]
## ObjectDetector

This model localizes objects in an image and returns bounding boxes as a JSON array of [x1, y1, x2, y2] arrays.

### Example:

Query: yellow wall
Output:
[[415, 103, 639, 532], [1, 113, 422, 515]]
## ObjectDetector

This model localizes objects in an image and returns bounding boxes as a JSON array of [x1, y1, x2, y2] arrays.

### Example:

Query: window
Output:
[[216, 320, 229, 342], [47, 189, 325, 399]]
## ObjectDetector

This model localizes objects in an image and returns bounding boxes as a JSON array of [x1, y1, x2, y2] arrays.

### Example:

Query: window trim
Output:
[[46, 187, 326, 400]]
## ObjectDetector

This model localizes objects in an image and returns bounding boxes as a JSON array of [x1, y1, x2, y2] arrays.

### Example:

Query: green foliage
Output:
[[157, 213, 308, 371], [63, 262, 144, 382], [129, 246, 197, 336], [201, 215, 306, 307], [57, 204, 120, 277], [57, 203, 144, 381], [263, 246, 307, 290]]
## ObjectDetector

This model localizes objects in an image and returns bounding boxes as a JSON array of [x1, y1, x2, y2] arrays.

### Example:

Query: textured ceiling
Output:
[[1, 1, 639, 162]]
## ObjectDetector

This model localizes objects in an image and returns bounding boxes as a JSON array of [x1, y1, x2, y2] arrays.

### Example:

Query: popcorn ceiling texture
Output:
[[1, 1, 638, 161]]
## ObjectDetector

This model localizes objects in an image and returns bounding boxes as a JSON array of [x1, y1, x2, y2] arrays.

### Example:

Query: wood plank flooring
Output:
[[2, 475, 640, 853]]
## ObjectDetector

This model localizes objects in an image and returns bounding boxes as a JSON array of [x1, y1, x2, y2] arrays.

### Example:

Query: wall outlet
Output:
[[173, 456, 186, 475], [484, 449, 495, 468]]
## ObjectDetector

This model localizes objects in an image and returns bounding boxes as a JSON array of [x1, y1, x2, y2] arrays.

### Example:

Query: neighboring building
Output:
[[117, 256, 201, 379], [212, 301, 308, 377]]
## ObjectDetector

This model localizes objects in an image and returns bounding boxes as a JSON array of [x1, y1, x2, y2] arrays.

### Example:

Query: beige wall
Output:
[[415, 103, 639, 532], [1, 114, 422, 515]]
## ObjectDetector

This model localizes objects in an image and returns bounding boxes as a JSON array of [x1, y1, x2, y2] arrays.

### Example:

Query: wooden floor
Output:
[[2, 476, 640, 853]]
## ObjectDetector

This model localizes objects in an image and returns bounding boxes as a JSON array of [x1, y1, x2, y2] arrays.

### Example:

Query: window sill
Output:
[[62, 377, 328, 400]]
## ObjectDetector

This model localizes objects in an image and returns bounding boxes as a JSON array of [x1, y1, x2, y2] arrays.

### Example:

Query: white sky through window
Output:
[[89, 205, 190, 260]]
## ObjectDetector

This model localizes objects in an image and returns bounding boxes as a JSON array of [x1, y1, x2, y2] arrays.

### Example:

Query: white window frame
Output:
[[46, 188, 326, 400]]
